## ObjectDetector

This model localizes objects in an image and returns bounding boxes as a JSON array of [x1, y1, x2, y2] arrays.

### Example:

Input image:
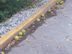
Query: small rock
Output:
[[67, 39, 69, 41]]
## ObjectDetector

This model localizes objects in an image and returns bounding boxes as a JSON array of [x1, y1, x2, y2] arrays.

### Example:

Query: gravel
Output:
[[0, 0, 50, 37]]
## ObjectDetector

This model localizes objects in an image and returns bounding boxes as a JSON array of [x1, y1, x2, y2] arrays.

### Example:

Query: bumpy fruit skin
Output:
[[1, 52, 5, 54], [29, 6, 32, 8], [56, 5, 59, 8], [41, 14, 45, 17], [56, 2, 59, 4], [21, 29, 26, 33], [14, 36, 19, 41], [55, 5, 59, 8], [60, 1, 64, 4], [33, 6, 36, 8], [37, 18, 40, 22], [18, 32, 22, 35], [48, 9, 51, 12]]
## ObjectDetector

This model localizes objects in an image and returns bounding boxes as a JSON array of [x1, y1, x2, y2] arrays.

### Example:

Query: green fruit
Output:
[[48, 9, 51, 12], [1, 52, 4, 54], [18, 32, 22, 35], [41, 14, 45, 17], [21, 9, 23, 11], [21, 29, 26, 33], [14, 36, 19, 41], [29, 6, 32, 8], [24, 33, 26, 35], [55, 5, 59, 8], [33, 6, 36, 8], [60, 1, 64, 4], [37, 18, 40, 22], [56, 2, 59, 4]]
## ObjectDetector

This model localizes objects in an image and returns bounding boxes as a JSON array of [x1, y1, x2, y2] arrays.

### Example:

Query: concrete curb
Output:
[[0, 0, 58, 50]]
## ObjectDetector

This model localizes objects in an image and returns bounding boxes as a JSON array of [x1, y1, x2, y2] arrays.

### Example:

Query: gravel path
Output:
[[0, 0, 50, 37]]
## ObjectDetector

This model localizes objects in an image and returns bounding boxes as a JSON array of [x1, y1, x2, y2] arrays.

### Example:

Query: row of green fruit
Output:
[[29, 6, 36, 8], [14, 9, 51, 40], [56, 0, 64, 5], [54, 1, 64, 9], [14, 29, 26, 41], [0, 0, 64, 54], [36, 9, 51, 22], [13, 0, 64, 41]]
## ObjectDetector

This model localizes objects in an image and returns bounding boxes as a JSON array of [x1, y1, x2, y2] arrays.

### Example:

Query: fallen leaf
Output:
[[31, 27, 33, 29], [32, 30, 35, 32], [66, 36, 69, 38], [17, 20, 18, 22], [62, 12, 64, 13], [26, 39, 28, 41], [51, 12, 55, 15], [31, 34, 36, 39], [2, 22, 4, 24], [27, 40, 31, 42], [63, 14, 66, 16], [20, 19, 22, 21], [51, 7, 55, 9], [33, 23, 35, 24], [7, 29, 9, 30], [47, 37, 49, 39], [5, 31, 8, 32], [19, 39, 21, 40], [69, 24, 71, 26], [16, 45, 20, 47], [44, 17, 46, 19], [26, 31, 28, 34], [9, 24, 12, 26], [10, 41, 15, 45], [61, 7, 64, 9], [31, 34, 33, 36], [44, 36, 46, 37], [8, 43, 11, 47], [19, 36, 23, 38], [58, 46, 62, 48], [19, 12, 22, 14], [9, 40, 16, 46], [20, 44, 24, 46], [5, 46, 9, 50], [26, 28, 30, 32], [32, 25, 35, 27], [66, 16, 67, 17]]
